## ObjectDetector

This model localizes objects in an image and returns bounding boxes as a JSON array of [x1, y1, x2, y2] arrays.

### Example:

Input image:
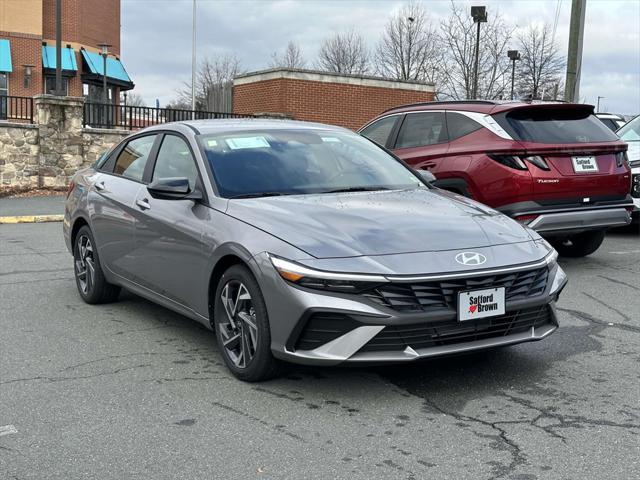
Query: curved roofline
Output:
[[140, 118, 353, 135]]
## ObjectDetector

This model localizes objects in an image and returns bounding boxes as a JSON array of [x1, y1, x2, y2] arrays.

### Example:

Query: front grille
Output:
[[362, 266, 549, 312], [358, 305, 552, 353], [294, 313, 361, 351]]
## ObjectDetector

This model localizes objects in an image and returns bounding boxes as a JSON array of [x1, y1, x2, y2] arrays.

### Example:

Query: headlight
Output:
[[632, 174, 640, 198], [550, 265, 568, 296], [534, 238, 558, 267], [269, 255, 386, 292]]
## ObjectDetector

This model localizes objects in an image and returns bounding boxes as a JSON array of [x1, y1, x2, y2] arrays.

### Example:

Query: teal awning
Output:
[[0, 39, 12, 72], [81, 49, 133, 85], [42, 45, 78, 72]]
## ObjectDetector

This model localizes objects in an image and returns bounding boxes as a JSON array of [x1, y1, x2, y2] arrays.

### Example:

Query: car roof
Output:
[[380, 100, 594, 116], [141, 118, 351, 135]]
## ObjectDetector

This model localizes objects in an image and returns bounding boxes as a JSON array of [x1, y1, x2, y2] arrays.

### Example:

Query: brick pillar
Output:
[[34, 95, 85, 188]]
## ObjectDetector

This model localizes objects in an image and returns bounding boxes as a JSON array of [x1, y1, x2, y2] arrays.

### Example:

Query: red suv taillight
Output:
[[488, 154, 527, 170], [524, 155, 550, 171], [615, 151, 628, 168], [488, 154, 550, 171]]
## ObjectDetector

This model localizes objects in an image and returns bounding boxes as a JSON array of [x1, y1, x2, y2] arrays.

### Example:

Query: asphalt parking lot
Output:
[[1, 222, 639, 480]]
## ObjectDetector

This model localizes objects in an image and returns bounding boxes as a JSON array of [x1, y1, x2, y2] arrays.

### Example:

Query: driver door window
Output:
[[152, 135, 199, 190]]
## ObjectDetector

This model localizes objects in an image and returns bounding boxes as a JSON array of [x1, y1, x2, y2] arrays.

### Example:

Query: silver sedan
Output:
[[63, 120, 567, 381]]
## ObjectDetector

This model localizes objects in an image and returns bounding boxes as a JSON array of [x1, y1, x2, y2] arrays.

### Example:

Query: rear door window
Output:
[[113, 135, 157, 182], [446, 112, 482, 140], [395, 112, 447, 149], [494, 107, 619, 143], [360, 116, 398, 147]]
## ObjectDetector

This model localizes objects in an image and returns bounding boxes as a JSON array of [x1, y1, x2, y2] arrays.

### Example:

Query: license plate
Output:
[[458, 287, 506, 321], [572, 156, 599, 173]]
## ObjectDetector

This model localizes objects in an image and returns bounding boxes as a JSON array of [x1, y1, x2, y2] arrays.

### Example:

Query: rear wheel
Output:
[[73, 225, 121, 303], [549, 229, 606, 257], [213, 264, 282, 382]]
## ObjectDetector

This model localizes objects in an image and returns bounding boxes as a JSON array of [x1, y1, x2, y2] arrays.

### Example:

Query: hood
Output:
[[226, 188, 533, 259]]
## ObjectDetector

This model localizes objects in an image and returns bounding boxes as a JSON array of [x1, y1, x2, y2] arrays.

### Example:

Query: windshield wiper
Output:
[[228, 192, 289, 199], [321, 186, 392, 194]]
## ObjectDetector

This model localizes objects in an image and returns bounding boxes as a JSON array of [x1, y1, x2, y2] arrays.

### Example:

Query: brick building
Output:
[[233, 68, 435, 130], [0, 0, 132, 112]]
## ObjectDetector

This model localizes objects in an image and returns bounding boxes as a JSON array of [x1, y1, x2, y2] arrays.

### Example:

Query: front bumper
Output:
[[252, 253, 567, 366]]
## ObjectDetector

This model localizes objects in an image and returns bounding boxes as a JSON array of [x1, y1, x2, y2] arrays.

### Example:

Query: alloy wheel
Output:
[[219, 280, 258, 368], [75, 234, 95, 295]]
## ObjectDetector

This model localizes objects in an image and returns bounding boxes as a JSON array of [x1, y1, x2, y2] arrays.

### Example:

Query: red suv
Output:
[[360, 101, 633, 257]]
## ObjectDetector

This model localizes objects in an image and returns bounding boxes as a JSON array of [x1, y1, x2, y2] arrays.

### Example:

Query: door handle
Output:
[[423, 162, 436, 169], [136, 198, 151, 210], [95, 181, 105, 191]]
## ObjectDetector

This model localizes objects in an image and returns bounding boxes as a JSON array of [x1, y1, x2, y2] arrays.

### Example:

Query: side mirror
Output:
[[416, 169, 437, 184], [147, 177, 202, 201]]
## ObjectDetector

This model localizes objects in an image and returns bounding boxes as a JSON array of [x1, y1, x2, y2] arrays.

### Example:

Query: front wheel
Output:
[[549, 229, 606, 257], [213, 264, 282, 382]]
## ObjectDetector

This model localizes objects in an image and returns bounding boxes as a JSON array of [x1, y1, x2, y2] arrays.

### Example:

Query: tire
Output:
[[213, 264, 282, 382], [550, 229, 606, 257], [73, 225, 121, 304]]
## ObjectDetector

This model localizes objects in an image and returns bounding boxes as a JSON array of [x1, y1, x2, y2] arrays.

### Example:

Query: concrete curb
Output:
[[0, 214, 64, 224]]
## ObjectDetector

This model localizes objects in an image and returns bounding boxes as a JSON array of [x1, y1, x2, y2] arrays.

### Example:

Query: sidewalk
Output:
[[0, 194, 65, 223]]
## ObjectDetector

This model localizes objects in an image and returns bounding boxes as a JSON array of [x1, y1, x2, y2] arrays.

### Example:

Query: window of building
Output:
[[86, 83, 115, 104], [0, 73, 7, 96], [114, 135, 157, 182], [0, 73, 7, 119], [45, 76, 69, 95], [395, 112, 447, 149]]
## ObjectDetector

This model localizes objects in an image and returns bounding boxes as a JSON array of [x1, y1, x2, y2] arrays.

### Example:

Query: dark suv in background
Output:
[[360, 101, 633, 257]]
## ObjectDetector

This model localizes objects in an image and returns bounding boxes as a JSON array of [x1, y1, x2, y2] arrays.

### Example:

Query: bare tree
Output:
[[120, 91, 145, 106], [516, 24, 565, 100], [176, 54, 242, 111], [439, 2, 513, 100], [317, 30, 369, 75], [374, 1, 442, 84], [270, 41, 306, 69]]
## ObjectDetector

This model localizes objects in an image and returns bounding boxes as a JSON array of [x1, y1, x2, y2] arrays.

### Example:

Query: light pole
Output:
[[191, 0, 197, 118], [98, 43, 112, 125], [54, 0, 63, 95], [471, 6, 487, 99], [507, 50, 520, 100], [596, 96, 605, 112]]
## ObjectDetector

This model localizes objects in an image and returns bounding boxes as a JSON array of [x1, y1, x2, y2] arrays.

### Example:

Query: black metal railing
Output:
[[83, 102, 258, 130], [0, 96, 34, 123]]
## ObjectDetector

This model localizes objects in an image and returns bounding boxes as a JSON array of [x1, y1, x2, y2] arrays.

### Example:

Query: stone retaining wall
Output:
[[0, 123, 40, 188], [0, 95, 130, 189]]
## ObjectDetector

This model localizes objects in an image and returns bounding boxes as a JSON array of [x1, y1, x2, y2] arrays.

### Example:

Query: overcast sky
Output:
[[121, 0, 640, 115]]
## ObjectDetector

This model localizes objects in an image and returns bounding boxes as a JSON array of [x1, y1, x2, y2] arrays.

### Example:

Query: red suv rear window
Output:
[[494, 107, 618, 144]]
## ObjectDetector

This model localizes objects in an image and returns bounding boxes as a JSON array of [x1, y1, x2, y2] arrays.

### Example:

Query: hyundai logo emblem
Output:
[[455, 252, 487, 266]]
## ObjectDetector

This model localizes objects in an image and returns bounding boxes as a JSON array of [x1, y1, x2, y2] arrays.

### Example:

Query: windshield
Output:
[[199, 129, 424, 198], [617, 116, 640, 142], [494, 107, 619, 144]]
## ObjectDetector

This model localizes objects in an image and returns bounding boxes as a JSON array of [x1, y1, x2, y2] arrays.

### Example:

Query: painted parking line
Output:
[[0, 214, 64, 224], [0, 424, 18, 437]]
